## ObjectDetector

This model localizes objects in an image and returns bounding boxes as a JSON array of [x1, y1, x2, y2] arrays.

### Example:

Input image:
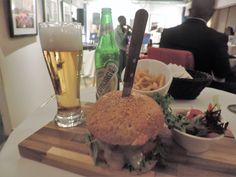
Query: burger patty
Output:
[[93, 137, 162, 172]]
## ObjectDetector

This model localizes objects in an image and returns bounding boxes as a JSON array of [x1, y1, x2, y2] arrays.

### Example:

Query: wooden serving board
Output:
[[18, 103, 236, 177]]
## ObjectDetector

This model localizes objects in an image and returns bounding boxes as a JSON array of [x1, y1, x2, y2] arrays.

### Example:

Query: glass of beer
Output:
[[39, 22, 84, 128]]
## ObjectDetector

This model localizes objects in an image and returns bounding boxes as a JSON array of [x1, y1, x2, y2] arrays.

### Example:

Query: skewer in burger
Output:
[[86, 91, 165, 173]]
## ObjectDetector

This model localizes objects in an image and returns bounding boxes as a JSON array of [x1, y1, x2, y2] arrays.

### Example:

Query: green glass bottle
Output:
[[95, 8, 119, 99]]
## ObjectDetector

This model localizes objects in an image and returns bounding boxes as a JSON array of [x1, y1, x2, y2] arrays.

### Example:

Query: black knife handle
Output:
[[122, 9, 148, 97]]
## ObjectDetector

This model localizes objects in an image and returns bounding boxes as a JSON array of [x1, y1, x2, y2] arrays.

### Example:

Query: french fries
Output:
[[133, 69, 166, 91]]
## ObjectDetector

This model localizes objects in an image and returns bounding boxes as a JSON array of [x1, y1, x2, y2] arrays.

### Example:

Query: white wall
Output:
[[216, 0, 236, 9], [0, 40, 54, 128], [85, 0, 184, 41], [0, 0, 55, 129], [146, 3, 183, 29]]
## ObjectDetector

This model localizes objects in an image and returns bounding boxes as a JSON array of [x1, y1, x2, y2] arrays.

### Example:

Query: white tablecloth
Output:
[[0, 87, 236, 177]]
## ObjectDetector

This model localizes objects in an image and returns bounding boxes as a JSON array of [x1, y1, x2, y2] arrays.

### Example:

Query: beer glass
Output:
[[39, 22, 84, 128]]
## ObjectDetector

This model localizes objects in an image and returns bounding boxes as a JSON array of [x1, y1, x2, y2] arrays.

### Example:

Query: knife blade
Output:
[[122, 9, 148, 97]]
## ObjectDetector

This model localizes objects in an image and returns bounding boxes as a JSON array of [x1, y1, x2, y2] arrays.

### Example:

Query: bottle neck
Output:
[[100, 11, 113, 35]]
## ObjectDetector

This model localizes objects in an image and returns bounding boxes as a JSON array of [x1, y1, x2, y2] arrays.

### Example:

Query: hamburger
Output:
[[86, 91, 165, 173]]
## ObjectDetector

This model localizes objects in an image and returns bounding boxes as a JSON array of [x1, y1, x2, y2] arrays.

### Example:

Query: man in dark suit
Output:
[[160, 0, 236, 93]]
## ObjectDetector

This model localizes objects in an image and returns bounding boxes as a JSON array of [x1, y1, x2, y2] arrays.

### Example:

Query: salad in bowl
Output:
[[172, 103, 228, 138], [154, 94, 229, 153]]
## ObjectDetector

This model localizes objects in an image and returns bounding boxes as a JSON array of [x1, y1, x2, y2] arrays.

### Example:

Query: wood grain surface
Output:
[[18, 103, 236, 177]]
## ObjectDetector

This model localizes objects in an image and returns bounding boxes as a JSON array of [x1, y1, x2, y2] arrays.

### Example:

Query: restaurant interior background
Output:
[[0, 0, 236, 143]]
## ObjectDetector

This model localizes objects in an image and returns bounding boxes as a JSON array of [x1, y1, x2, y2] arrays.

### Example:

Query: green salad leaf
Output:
[[152, 93, 228, 137], [153, 93, 176, 129]]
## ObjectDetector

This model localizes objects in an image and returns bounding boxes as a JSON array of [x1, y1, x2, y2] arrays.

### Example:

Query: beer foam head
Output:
[[39, 22, 83, 51]]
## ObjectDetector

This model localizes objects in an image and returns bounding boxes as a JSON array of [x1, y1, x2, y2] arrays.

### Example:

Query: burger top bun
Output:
[[86, 91, 164, 146]]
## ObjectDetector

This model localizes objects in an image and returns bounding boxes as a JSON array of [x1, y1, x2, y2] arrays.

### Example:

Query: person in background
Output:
[[160, 0, 236, 93], [115, 15, 132, 80]]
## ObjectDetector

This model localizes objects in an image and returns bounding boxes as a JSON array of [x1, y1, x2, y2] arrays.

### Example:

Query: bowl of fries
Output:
[[122, 59, 173, 97]]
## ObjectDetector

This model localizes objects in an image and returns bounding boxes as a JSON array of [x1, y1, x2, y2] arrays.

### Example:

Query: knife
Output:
[[122, 9, 148, 97]]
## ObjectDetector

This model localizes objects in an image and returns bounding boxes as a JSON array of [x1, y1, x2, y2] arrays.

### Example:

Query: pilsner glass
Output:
[[39, 22, 84, 128]]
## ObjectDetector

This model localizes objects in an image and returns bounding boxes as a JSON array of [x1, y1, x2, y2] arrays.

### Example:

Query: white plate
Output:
[[171, 108, 224, 154]]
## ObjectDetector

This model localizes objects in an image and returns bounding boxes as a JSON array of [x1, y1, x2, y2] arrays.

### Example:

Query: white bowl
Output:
[[122, 59, 173, 97], [171, 108, 225, 154], [172, 128, 224, 154]]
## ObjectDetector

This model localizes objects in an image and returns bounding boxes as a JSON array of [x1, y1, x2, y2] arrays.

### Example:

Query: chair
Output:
[[145, 47, 236, 94], [145, 47, 194, 70]]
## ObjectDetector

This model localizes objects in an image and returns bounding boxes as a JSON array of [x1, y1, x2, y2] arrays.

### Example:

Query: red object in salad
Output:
[[186, 109, 204, 120], [175, 103, 229, 137]]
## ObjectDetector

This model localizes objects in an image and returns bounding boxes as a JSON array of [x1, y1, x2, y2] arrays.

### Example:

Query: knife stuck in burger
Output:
[[86, 91, 165, 173], [86, 9, 166, 174]]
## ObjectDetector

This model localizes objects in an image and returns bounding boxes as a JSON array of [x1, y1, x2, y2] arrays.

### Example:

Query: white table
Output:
[[0, 87, 236, 177]]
